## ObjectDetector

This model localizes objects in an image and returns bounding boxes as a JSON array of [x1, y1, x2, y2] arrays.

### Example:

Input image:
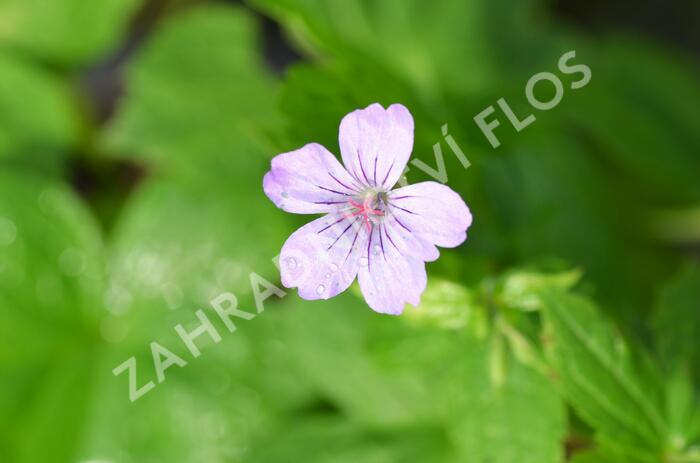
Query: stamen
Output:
[[347, 196, 384, 232]]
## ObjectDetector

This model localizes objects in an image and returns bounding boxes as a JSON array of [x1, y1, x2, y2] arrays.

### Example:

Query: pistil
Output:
[[347, 192, 385, 231]]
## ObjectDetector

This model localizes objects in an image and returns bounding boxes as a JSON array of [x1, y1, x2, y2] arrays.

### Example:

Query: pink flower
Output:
[[263, 103, 472, 314]]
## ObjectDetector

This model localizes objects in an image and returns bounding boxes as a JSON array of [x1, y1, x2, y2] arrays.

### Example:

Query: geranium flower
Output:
[[263, 103, 472, 314]]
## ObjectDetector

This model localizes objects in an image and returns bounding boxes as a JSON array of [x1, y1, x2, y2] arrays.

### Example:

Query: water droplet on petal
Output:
[[316, 285, 325, 295], [281, 191, 289, 198], [372, 245, 381, 255], [325, 273, 331, 278], [330, 263, 339, 272], [286, 257, 297, 269], [359, 257, 368, 267]]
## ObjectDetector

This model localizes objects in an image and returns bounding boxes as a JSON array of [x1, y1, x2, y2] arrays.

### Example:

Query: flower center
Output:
[[347, 190, 387, 231]]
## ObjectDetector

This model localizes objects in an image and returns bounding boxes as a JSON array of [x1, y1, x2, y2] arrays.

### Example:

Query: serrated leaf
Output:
[[542, 289, 668, 459]]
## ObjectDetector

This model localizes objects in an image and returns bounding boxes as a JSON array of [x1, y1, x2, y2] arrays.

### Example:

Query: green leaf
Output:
[[73, 342, 284, 463], [243, 418, 450, 463], [275, 290, 566, 462], [448, 332, 566, 463], [104, 4, 281, 183], [653, 265, 700, 377], [570, 448, 635, 463], [104, 4, 291, 317], [273, 294, 438, 426], [249, 0, 558, 99], [0, 169, 298, 462], [663, 370, 700, 453], [0, 53, 77, 163], [0, 0, 140, 66], [542, 289, 668, 460], [107, 176, 291, 326], [480, 132, 675, 323], [494, 268, 582, 312], [0, 171, 105, 461], [653, 265, 700, 451], [403, 277, 476, 331], [250, 0, 489, 94], [0, 172, 105, 357], [11, 350, 97, 463]]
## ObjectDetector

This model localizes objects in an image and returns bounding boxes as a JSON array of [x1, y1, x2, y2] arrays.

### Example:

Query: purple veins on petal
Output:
[[381, 160, 395, 186], [388, 181, 472, 248], [262, 142, 360, 214], [373, 156, 378, 185], [344, 225, 363, 263], [390, 203, 418, 215], [327, 218, 359, 251], [317, 185, 351, 196], [340, 103, 414, 191], [393, 216, 413, 234], [317, 216, 346, 234], [357, 148, 371, 185], [366, 228, 373, 270], [378, 224, 387, 261], [328, 172, 357, 192], [277, 215, 362, 301], [382, 224, 402, 255]]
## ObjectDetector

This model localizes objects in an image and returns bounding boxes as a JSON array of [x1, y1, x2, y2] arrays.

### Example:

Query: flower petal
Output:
[[280, 214, 369, 300], [339, 103, 414, 190], [388, 181, 472, 248], [357, 226, 427, 315], [381, 219, 439, 262], [263, 143, 360, 214]]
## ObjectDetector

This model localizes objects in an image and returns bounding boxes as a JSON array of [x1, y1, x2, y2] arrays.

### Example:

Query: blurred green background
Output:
[[1, 0, 699, 462]]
